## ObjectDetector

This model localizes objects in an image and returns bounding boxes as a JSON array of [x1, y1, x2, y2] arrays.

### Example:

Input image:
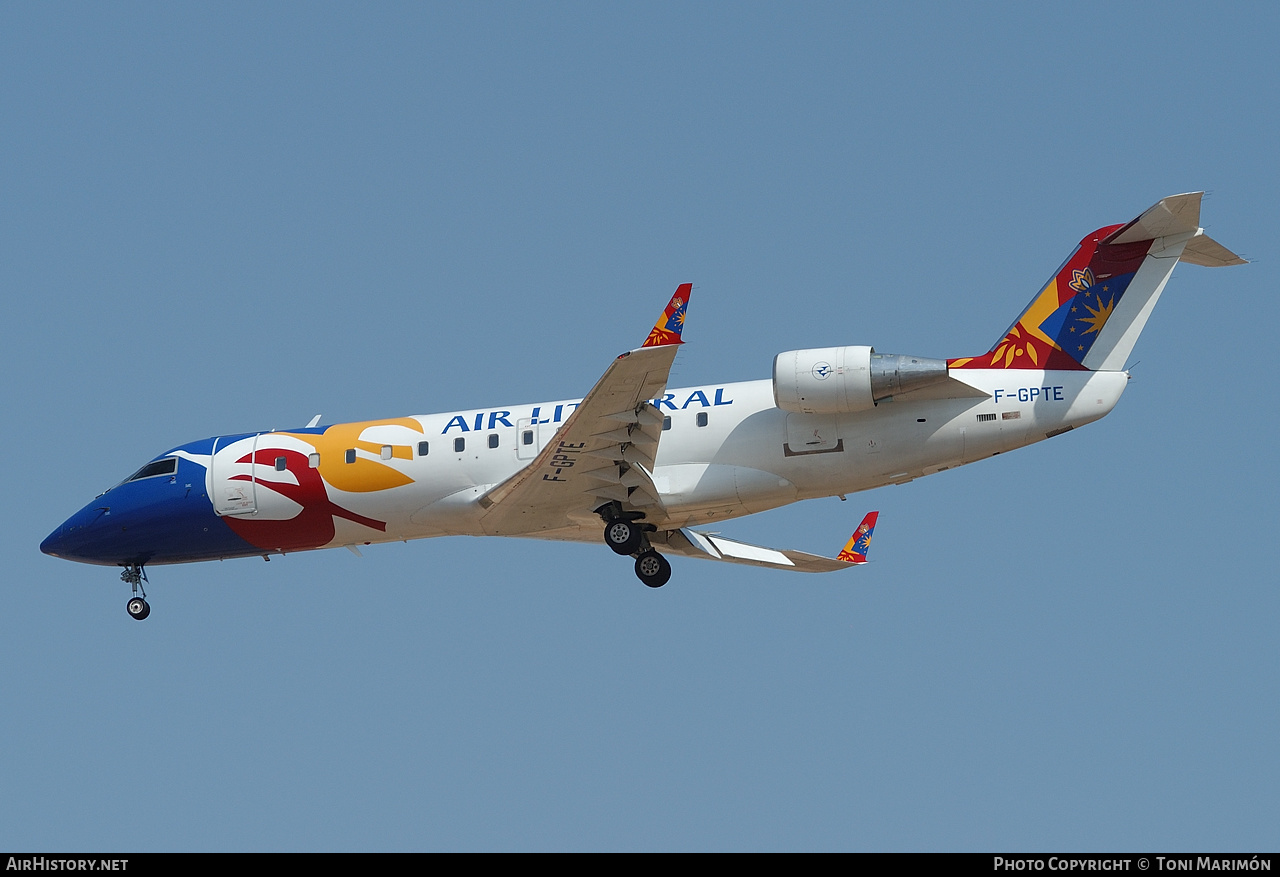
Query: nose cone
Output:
[[40, 524, 65, 557], [40, 502, 124, 566]]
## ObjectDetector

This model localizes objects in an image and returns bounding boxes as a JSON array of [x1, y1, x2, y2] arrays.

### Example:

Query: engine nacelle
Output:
[[772, 346, 950, 414]]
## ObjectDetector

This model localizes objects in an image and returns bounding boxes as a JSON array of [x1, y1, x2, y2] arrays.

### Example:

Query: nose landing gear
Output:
[[121, 564, 150, 620]]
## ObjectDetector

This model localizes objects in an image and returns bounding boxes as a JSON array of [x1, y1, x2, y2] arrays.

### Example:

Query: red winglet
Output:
[[642, 283, 692, 348], [835, 512, 879, 564]]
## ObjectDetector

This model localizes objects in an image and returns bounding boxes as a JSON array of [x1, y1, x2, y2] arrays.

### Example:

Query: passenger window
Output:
[[345, 449, 356, 464], [663, 416, 672, 431], [418, 441, 429, 457], [522, 430, 533, 446], [274, 456, 287, 471], [380, 445, 393, 460], [454, 437, 465, 453], [696, 412, 708, 427], [488, 433, 499, 449], [308, 453, 320, 468]]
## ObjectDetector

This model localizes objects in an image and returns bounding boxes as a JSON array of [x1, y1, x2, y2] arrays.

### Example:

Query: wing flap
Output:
[[475, 345, 676, 533], [474, 284, 692, 536]]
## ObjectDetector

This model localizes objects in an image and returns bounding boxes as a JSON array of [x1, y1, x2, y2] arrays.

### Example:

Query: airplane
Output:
[[41, 193, 1243, 620]]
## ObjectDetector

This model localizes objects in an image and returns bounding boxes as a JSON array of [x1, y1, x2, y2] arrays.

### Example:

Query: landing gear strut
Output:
[[598, 503, 671, 588], [121, 564, 150, 621]]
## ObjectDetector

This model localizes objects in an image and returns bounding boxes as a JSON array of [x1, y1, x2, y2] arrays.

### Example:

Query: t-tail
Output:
[[948, 193, 1244, 372]]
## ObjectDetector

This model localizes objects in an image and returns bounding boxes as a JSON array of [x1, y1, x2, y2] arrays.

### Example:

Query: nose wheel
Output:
[[121, 564, 151, 621], [126, 596, 151, 620]]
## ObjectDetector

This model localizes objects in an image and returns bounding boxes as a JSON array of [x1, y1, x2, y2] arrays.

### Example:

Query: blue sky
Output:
[[3, 3, 1277, 851]]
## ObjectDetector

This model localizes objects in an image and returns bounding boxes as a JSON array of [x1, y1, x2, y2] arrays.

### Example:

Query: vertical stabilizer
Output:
[[949, 193, 1243, 372]]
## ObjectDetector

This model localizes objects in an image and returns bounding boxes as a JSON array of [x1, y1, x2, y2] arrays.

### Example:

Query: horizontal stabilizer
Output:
[[1108, 192, 1244, 266], [1180, 231, 1246, 267], [1108, 191, 1204, 243]]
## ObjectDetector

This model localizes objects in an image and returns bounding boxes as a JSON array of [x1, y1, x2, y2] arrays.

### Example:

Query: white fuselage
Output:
[[205, 368, 1127, 551]]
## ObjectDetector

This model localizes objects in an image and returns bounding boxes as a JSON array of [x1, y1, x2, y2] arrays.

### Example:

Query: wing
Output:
[[475, 284, 692, 536], [657, 512, 880, 573]]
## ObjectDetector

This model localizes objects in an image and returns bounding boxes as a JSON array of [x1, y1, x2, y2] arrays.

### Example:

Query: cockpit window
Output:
[[126, 457, 178, 482]]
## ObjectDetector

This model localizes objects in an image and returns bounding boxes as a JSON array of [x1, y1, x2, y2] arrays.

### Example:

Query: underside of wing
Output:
[[474, 285, 691, 537], [657, 512, 880, 574]]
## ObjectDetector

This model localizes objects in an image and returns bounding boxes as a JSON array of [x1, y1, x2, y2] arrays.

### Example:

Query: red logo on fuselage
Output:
[[223, 449, 387, 552]]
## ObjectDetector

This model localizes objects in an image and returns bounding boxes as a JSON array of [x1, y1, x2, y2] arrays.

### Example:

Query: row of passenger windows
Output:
[[130, 412, 717, 484], [276, 413, 713, 470], [314, 435, 506, 467]]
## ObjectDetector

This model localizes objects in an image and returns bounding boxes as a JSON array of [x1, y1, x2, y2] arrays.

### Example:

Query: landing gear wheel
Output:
[[126, 597, 151, 621], [634, 550, 671, 588], [605, 519, 643, 555], [121, 564, 149, 620]]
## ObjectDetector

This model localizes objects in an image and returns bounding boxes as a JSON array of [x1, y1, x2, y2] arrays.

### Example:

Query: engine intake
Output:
[[773, 346, 949, 414]]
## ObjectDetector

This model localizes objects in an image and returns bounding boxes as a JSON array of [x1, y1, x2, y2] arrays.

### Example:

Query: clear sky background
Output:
[[3, 2, 1276, 852]]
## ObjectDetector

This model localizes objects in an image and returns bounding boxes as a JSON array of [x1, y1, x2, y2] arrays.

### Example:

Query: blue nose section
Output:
[[39, 525, 64, 557], [40, 452, 260, 567], [40, 502, 124, 566]]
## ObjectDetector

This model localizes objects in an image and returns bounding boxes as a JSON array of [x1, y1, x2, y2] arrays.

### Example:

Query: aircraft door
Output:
[[516, 418, 539, 460], [783, 413, 841, 456], [210, 434, 261, 516]]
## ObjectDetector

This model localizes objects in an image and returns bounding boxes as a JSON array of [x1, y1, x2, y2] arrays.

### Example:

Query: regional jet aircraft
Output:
[[41, 193, 1243, 619]]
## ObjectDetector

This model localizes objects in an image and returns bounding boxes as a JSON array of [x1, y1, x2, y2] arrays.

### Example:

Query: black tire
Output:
[[634, 550, 671, 588], [604, 519, 642, 555], [126, 597, 150, 621]]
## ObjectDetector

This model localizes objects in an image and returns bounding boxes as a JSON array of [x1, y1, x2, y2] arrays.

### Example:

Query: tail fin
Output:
[[836, 511, 879, 564], [949, 193, 1243, 372]]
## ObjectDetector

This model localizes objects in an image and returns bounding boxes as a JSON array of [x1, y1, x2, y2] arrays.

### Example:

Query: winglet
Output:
[[835, 511, 879, 564], [642, 283, 692, 348]]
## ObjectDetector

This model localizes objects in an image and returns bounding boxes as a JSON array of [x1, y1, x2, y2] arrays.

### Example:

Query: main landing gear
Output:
[[634, 550, 671, 588], [121, 564, 150, 620], [604, 517, 644, 555], [600, 505, 671, 588]]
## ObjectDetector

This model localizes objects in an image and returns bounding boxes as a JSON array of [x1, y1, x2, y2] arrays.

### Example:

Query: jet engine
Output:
[[772, 346, 950, 414]]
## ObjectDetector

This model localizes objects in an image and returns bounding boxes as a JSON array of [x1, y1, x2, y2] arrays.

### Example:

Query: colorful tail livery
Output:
[[41, 195, 1243, 620], [836, 512, 879, 565], [949, 193, 1244, 371]]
